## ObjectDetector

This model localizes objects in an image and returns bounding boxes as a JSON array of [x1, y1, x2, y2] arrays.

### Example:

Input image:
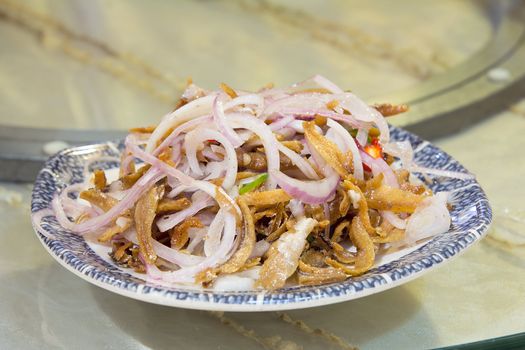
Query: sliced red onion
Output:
[[156, 196, 213, 232], [56, 167, 164, 234], [153, 115, 212, 157], [326, 119, 364, 180], [181, 83, 208, 101], [146, 94, 216, 153], [145, 211, 238, 284], [224, 93, 264, 115], [287, 120, 323, 134], [124, 229, 204, 267], [210, 144, 226, 156], [59, 183, 95, 219], [288, 199, 305, 218], [409, 166, 475, 180], [196, 211, 216, 226], [259, 87, 290, 103], [170, 135, 184, 164], [359, 149, 398, 188], [186, 227, 207, 253], [288, 75, 344, 94], [128, 137, 241, 217], [405, 192, 451, 243], [260, 90, 389, 142], [275, 127, 296, 139], [228, 114, 281, 189], [310, 74, 344, 93], [381, 210, 407, 229], [304, 135, 336, 178], [184, 128, 238, 189], [289, 110, 365, 130], [277, 143, 319, 180], [213, 94, 244, 148], [269, 115, 295, 131], [236, 130, 254, 142], [166, 184, 189, 198], [330, 93, 389, 143], [203, 161, 227, 181], [204, 209, 226, 257], [271, 169, 339, 205], [127, 137, 193, 185], [383, 140, 414, 169], [52, 195, 76, 231], [356, 127, 369, 147], [263, 94, 327, 116]]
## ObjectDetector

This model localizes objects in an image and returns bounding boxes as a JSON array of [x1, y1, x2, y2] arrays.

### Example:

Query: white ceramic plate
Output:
[[31, 126, 492, 311]]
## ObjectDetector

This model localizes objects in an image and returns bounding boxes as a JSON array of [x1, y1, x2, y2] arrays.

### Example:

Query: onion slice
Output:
[[184, 128, 238, 189], [213, 94, 244, 148], [326, 119, 364, 180], [145, 211, 238, 284], [146, 94, 216, 153], [359, 149, 398, 188], [271, 169, 339, 205], [381, 210, 407, 229], [229, 114, 281, 189], [124, 229, 204, 267]]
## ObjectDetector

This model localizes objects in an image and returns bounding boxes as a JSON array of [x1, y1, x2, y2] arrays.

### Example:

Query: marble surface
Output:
[[0, 1, 524, 349]]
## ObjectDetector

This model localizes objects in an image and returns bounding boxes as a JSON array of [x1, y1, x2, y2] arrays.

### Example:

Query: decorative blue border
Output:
[[31, 127, 492, 310]]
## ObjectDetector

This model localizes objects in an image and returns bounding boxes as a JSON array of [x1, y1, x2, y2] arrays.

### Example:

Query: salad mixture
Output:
[[44, 75, 473, 291]]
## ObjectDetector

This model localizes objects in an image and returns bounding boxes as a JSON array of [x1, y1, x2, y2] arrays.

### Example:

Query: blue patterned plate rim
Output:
[[30, 126, 492, 311]]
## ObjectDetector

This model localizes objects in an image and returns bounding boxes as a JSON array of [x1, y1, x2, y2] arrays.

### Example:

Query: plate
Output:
[[30, 126, 492, 311]]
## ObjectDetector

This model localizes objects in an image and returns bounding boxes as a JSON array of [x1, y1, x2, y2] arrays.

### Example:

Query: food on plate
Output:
[[46, 75, 474, 290]]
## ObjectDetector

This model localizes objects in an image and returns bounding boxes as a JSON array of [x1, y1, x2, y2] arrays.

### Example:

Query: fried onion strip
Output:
[[98, 218, 131, 242], [341, 179, 375, 234], [326, 216, 375, 276], [338, 188, 350, 217], [297, 261, 347, 285], [365, 182, 426, 214], [297, 272, 347, 286], [121, 164, 151, 189], [332, 220, 350, 242], [220, 82, 238, 98], [217, 197, 256, 274], [372, 220, 406, 243], [196, 198, 256, 284], [129, 126, 156, 133], [93, 169, 107, 190], [330, 241, 356, 264], [157, 197, 191, 214], [280, 140, 303, 153], [374, 103, 409, 117], [134, 185, 162, 264], [170, 217, 203, 249], [303, 121, 349, 177], [113, 241, 132, 261], [257, 218, 317, 290], [79, 189, 118, 212], [240, 189, 292, 207], [265, 220, 288, 242]]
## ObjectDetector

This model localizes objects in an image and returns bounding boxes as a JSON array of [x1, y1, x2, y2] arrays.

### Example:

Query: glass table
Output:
[[0, 1, 524, 349]]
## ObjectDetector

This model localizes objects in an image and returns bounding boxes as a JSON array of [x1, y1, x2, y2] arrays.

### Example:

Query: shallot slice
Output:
[[271, 169, 339, 205], [146, 94, 216, 152], [213, 94, 244, 148]]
